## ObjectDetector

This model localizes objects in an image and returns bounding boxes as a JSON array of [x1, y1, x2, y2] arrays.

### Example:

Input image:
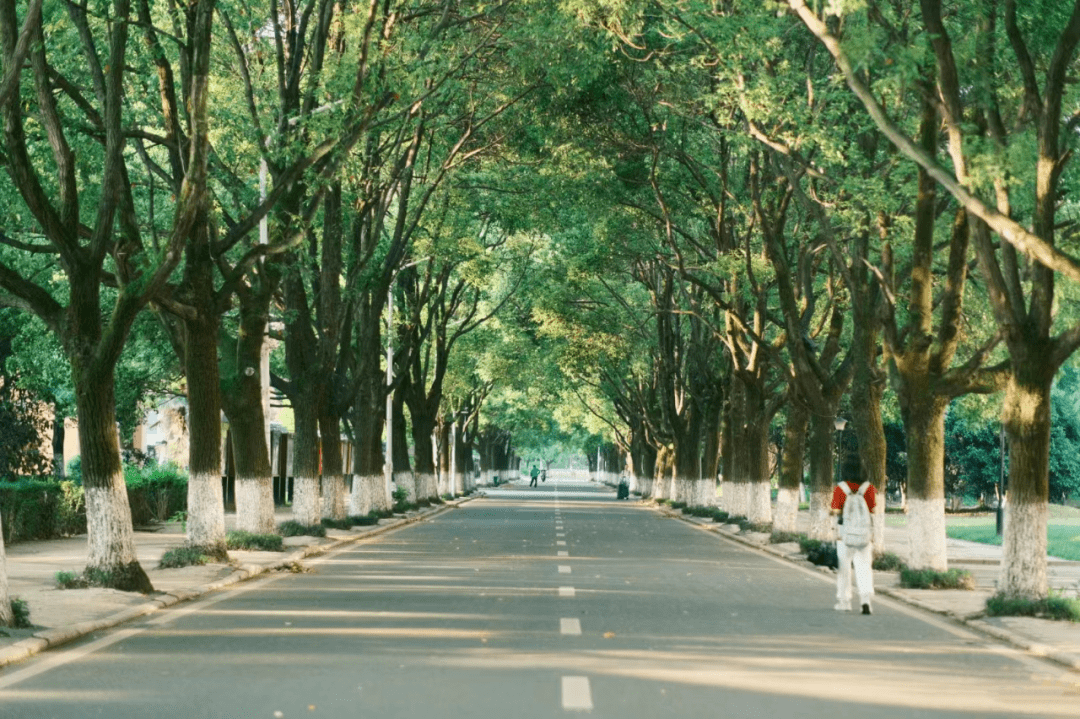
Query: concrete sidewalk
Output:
[[0, 500, 470, 668], [668, 506, 1080, 673]]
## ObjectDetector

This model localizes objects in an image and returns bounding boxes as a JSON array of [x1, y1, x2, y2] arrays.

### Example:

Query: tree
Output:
[[0, 0, 214, 590]]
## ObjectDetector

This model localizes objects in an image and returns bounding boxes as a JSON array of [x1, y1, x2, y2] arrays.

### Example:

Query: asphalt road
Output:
[[1, 477, 1078, 718]]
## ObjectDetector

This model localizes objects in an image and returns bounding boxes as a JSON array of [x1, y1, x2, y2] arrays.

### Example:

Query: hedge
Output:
[[0, 479, 86, 544], [1, 462, 189, 544]]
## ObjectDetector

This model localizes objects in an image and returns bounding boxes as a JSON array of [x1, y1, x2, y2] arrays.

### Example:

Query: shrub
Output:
[[226, 530, 284, 552], [737, 518, 772, 534], [671, 501, 687, 510], [348, 514, 379, 526], [55, 570, 88, 589], [10, 598, 31, 628], [277, 520, 327, 538], [711, 509, 730, 523], [159, 545, 217, 569], [125, 462, 188, 525], [873, 552, 907, 571], [320, 518, 353, 530], [770, 531, 803, 544], [900, 567, 976, 590], [391, 485, 410, 512], [1, 479, 86, 544], [986, 592, 1080, 622], [799, 537, 839, 568]]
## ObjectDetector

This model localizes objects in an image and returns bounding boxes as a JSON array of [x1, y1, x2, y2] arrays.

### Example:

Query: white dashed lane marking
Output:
[[558, 551, 569, 557], [557, 541, 567, 546], [558, 566, 572, 574], [558, 587, 576, 597], [560, 618, 582, 636], [561, 676, 593, 711]]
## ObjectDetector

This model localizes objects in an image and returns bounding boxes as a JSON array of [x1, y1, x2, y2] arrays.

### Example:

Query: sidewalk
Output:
[[666, 507, 1080, 673], [0, 499, 472, 668]]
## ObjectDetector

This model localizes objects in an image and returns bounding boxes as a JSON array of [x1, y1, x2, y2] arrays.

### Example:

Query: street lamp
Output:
[[834, 417, 848, 485]]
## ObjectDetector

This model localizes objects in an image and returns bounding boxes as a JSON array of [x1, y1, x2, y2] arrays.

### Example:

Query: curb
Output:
[[0, 501, 467, 670], [656, 506, 1080, 675]]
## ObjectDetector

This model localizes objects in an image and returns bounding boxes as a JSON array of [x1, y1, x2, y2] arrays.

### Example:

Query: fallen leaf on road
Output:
[[603, 632, 615, 639]]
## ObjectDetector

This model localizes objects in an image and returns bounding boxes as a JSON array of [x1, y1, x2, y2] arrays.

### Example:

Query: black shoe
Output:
[[861, 603, 872, 615]]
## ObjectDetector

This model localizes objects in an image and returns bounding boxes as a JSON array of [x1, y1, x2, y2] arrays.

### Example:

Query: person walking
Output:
[[831, 457, 876, 615], [529, 465, 540, 487]]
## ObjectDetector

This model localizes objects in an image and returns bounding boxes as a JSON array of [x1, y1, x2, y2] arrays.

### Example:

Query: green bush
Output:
[[125, 462, 188, 525], [986, 592, 1080, 622], [277, 520, 327, 538], [348, 514, 379, 526], [226, 531, 284, 551], [671, 501, 688, 510], [0, 478, 86, 544], [873, 552, 907, 571], [55, 570, 88, 589], [10, 598, 31, 628], [711, 509, 730, 523], [770, 530, 803, 544], [159, 545, 217, 569], [391, 485, 410, 512], [320, 517, 353, 530], [900, 567, 976, 590]]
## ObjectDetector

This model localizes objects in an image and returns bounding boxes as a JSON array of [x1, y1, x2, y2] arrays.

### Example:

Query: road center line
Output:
[[561, 676, 593, 711], [558, 586, 576, 597], [557, 540, 567, 546], [560, 618, 582, 635], [558, 565, 572, 574]]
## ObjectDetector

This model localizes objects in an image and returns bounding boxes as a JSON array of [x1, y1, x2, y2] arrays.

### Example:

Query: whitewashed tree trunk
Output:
[[85, 481, 144, 579], [187, 471, 226, 547], [747, 481, 772, 525], [235, 475, 276, 534], [291, 476, 321, 526], [321, 473, 346, 520], [720, 480, 734, 513], [807, 487, 833, 540], [416, 472, 438, 502], [1001, 500, 1047, 597], [908, 497, 948, 571], [348, 474, 376, 516], [774, 486, 800, 533], [0, 512, 11, 626], [873, 503, 885, 553], [394, 471, 415, 504]]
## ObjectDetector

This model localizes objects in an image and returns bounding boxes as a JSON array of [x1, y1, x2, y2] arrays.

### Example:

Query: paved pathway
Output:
[[1, 478, 1078, 717]]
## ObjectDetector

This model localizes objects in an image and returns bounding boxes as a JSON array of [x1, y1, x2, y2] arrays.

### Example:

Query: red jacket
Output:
[[831, 481, 876, 513]]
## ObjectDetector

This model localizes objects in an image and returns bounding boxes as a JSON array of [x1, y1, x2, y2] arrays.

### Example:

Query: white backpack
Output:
[[840, 481, 872, 549]]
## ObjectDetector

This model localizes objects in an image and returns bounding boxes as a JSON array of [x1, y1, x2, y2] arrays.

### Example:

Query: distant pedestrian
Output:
[[529, 465, 540, 487], [832, 459, 876, 615]]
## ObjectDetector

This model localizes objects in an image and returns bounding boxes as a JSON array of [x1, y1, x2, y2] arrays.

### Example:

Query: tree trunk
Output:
[[221, 301, 276, 534], [183, 305, 227, 557], [391, 386, 413, 501], [410, 406, 438, 502], [0, 511, 11, 626], [437, 419, 451, 497], [52, 402, 65, 478], [851, 349, 888, 552], [1000, 366, 1052, 598], [903, 396, 950, 570], [776, 400, 808, 533], [291, 399, 321, 526], [350, 370, 387, 514], [741, 378, 772, 524], [320, 412, 346, 520], [74, 365, 152, 592], [806, 413, 837, 541]]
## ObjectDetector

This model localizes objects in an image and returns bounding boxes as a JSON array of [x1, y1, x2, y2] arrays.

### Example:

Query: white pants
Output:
[[836, 541, 874, 607]]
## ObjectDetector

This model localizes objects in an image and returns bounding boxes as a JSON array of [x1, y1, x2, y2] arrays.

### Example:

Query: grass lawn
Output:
[[944, 504, 1080, 561]]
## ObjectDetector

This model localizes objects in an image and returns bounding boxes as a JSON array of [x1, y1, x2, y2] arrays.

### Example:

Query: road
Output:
[[1, 477, 1077, 718]]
